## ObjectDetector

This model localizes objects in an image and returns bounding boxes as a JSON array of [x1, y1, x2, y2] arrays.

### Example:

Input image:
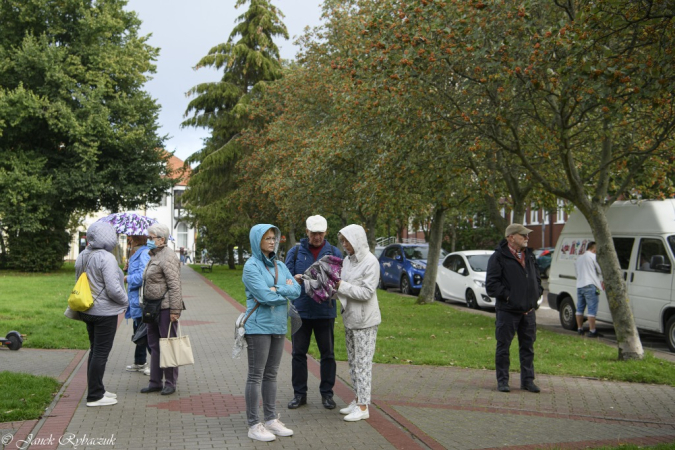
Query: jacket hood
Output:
[[87, 222, 118, 252], [339, 224, 370, 262], [250, 224, 280, 265]]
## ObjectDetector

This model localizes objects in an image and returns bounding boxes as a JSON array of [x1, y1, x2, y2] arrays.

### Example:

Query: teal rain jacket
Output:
[[242, 224, 301, 335]]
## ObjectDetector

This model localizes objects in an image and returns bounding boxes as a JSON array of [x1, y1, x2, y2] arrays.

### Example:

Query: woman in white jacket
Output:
[[335, 224, 381, 422]]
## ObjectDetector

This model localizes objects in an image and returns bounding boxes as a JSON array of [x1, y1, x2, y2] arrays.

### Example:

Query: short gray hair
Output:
[[148, 223, 170, 240]]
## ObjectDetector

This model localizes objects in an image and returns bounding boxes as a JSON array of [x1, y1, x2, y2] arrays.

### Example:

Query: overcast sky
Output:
[[124, 0, 324, 162]]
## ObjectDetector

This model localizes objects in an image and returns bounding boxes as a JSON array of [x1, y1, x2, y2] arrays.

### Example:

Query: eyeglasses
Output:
[[520, 234, 529, 239], [264, 237, 277, 242]]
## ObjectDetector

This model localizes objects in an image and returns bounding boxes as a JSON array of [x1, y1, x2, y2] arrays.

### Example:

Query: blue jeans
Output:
[[577, 285, 599, 317], [291, 318, 336, 397], [80, 313, 118, 402], [245, 334, 285, 427], [495, 309, 536, 385]]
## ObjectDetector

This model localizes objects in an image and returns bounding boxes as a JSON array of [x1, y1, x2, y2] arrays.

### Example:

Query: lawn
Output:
[[196, 264, 675, 386], [0, 372, 60, 422], [0, 264, 90, 349]]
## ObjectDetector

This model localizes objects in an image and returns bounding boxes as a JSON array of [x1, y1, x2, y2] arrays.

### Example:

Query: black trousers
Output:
[[291, 318, 336, 397], [80, 314, 118, 402], [495, 309, 536, 385]]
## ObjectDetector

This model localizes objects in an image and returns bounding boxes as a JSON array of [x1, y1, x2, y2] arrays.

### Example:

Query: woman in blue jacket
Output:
[[124, 235, 151, 375], [242, 224, 301, 442]]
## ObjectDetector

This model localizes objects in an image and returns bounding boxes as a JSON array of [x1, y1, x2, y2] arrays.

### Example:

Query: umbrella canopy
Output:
[[97, 213, 158, 236]]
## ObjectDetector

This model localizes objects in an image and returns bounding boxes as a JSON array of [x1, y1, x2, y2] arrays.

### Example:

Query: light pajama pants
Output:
[[345, 325, 378, 405]]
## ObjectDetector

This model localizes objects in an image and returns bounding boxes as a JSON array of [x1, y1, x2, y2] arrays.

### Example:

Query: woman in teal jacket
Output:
[[124, 235, 151, 374], [242, 224, 301, 442]]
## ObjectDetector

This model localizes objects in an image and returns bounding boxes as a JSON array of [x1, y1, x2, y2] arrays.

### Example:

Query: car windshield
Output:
[[401, 246, 448, 260], [466, 255, 491, 272]]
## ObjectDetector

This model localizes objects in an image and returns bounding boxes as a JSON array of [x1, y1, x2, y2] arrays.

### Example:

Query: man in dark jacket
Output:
[[486, 223, 543, 394], [285, 215, 343, 410]]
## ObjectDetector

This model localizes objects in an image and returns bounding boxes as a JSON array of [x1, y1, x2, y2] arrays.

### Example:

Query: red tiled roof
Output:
[[167, 155, 191, 186]]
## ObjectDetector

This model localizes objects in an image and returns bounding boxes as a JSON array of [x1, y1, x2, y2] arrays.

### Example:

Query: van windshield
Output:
[[668, 236, 675, 260]]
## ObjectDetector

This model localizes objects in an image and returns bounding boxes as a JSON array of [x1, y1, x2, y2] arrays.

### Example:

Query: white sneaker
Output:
[[126, 363, 148, 372], [248, 423, 276, 442], [87, 397, 118, 407], [340, 400, 357, 415], [104, 391, 117, 399], [265, 415, 293, 437], [143, 367, 151, 376], [344, 405, 369, 422]]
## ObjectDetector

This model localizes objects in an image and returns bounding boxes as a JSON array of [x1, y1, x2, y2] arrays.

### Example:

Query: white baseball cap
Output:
[[306, 215, 328, 232]]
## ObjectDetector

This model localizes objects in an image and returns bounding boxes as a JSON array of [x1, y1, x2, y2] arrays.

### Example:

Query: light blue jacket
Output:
[[125, 245, 151, 320], [242, 224, 301, 335]]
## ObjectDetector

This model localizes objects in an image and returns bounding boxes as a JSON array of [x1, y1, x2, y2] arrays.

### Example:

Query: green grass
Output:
[[0, 264, 90, 349], [198, 265, 675, 386], [0, 371, 60, 422]]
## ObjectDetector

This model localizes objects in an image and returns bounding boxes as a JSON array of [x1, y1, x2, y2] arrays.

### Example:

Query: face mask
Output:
[[147, 240, 156, 250]]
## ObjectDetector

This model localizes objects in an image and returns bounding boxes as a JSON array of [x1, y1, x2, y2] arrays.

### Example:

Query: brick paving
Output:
[[1, 265, 674, 449]]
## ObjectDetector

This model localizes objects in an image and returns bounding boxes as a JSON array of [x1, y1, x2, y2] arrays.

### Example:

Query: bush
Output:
[[4, 228, 69, 272]]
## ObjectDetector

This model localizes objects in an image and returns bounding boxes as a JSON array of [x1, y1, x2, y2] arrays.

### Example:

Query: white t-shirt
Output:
[[575, 251, 603, 289]]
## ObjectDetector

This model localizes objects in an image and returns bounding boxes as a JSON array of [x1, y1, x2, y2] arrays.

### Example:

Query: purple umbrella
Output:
[[302, 255, 343, 306], [97, 213, 174, 239]]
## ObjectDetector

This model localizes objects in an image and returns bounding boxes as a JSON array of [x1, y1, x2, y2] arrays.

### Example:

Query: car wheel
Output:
[[665, 316, 675, 353], [434, 284, 443, 302], [378, 274, 385, 290], [466, 290, 480, 310], [559, 296, 577, 330], [400, 275, 412, 295]]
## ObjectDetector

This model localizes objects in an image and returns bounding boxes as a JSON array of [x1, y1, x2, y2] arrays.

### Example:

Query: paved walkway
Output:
[[1, 266, 675, 449]]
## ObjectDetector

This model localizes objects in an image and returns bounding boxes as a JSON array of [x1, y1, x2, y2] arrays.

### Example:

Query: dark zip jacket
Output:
[[285, 238, 342, 319], [486, 239, 543, 313]]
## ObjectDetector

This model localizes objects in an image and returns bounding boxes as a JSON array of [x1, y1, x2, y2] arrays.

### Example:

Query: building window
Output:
[[556, 199, 566, 223], [530, 206, 539, 225], [177, 223, 188, 248]]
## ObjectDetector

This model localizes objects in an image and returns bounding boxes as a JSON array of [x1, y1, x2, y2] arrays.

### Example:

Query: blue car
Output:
[[378, 243, 448, 295]]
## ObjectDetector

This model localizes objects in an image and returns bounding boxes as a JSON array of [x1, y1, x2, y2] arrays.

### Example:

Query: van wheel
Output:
[[665, 316, 675, 353], [559, 297, 577, 330]]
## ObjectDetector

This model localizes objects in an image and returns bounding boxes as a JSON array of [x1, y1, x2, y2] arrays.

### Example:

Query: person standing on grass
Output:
[[285, 215, 343, 410], [242, 224, 301, 442], [486, 223, 543, 394], [124, 235, 151, 376], [75, 222, 128, 407], [574, 241, 603, 337], [335, 224, 381, 422]]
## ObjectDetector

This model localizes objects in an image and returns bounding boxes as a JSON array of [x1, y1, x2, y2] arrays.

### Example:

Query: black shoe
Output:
[[287, 395, 307, 409], [161, 386, 176, 395], [140, 386, 162, 393], [322, 395, 336, 409], [587, 330, 603, 338], [521, 382, 541, 393], [497, 382, 510, 393], [577, 328, 585, 335]]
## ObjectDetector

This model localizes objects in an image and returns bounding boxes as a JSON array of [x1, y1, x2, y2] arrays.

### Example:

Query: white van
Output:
[[547, 200, 675, 352]]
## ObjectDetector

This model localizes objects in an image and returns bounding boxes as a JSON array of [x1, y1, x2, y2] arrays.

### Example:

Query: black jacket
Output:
[[486, 239, 543, 313]]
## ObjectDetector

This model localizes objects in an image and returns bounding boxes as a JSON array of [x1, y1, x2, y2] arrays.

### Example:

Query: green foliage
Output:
[[0, 0, 173, 271], [0, 372, 60, 422], [0, 264, 90, 349]]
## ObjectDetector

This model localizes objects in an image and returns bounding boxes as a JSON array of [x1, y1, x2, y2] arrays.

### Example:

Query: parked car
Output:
[[436, 250, 545, 310], [436, 251, 496, 309], [374, 246, 385, 258], [533, 247, 555, 258], [537, 251, 554, 278], [378, 244, 448, 295]]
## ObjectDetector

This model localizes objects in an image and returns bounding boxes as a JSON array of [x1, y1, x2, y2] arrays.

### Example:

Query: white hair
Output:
[[148, 223, 170, 240]]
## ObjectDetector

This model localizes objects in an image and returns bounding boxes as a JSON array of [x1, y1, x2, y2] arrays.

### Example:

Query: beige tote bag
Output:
[[159, 320, 195, 368]]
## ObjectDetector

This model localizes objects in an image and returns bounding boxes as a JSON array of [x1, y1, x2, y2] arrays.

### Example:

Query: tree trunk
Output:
[[288, 222, 296, 247], [417, 207, 446, 305], [364, 213, 378, 251], [585, 204, 644, 360], [227, 244, 236, 270], [483, 193, 508, 232]]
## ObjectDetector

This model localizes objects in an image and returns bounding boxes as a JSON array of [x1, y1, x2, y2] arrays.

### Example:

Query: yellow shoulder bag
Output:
[[67, 251, 98, 312]]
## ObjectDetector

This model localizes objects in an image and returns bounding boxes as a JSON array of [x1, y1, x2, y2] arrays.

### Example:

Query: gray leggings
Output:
[[245, 334, 285, 427]]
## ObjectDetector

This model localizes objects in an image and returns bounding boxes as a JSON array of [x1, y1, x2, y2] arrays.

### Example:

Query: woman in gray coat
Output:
[[140, 223, 184, 396], [75, 222, 128, 407]]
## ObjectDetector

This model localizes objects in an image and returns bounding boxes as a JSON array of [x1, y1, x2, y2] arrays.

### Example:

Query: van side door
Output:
[[598, 237, 635, 324], [627, 237, 672, 332]]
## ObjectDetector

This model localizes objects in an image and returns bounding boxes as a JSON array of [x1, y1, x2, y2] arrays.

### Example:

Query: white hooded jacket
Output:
[[336, 224, 381, 329]]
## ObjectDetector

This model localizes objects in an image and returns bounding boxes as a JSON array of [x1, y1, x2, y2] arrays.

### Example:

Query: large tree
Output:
[[0, 0, 172, 271], [182, 0, 288, 268]]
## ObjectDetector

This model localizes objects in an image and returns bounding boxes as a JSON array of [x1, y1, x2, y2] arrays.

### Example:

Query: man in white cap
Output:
[[285, 215, 343, 410], [486, 223, 543, 394]]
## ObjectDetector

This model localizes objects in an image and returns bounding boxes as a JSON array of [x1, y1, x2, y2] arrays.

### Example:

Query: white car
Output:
[[436, 250, 544, 310], [436, 251, 496, 309]]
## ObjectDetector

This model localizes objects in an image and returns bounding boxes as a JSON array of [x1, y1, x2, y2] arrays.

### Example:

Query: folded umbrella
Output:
[[302, 255, 343, 306]]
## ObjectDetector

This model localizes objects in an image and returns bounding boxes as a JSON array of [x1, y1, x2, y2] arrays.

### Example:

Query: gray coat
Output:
[[75, 222, 128, 316]]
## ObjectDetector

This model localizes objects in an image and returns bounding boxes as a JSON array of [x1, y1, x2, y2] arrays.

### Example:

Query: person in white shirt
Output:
[[574, 242, 603, 337]]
